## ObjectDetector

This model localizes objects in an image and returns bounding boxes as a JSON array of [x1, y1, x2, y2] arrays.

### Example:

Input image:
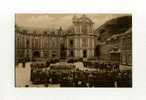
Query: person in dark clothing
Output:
[[46, 61, 50, 67], [118, 72, 131, 87], [22, 61, 25, 68], [104, 72, 114, 87]]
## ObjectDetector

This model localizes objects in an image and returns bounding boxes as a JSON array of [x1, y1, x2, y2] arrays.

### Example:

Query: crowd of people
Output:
[[85, 62, 120, 72], [30, 61, 132, 87]]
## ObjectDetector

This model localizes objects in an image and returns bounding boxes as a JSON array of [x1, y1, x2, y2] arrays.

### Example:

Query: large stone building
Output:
[[95, 28, 132, 65], [120, 28, 132, 65], [94, 16, 132, 66], [66, 15, 97, 59], [16, 14, 132, 66], [15, 26, 65, 62], [15, 15, 97, 62]]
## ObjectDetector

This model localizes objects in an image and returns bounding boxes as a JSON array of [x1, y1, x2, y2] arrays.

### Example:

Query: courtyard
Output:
[[15, 61, 132, 87]]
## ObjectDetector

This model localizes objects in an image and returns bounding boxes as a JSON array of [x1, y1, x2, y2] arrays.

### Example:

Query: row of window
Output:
[[69, 50, 87, 57], [74, 25, 93, 33], [17, 38, 94, 51], [16, 38, 59, 49], [69, 38, 93, 48], [121, 54, 132, 65]]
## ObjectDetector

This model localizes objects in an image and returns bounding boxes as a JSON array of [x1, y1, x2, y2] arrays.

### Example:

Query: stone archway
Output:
[[110, 47, 121, 64], [111, 53, 120, 64], [83, 50, 87, 58], [60, 44, 66, 58], [95, 45, 100, 59], [33, 51, 40, 58]]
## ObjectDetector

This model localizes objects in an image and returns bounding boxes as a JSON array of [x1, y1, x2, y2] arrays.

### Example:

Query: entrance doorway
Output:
[[60, 44, 66, 58], [95, 45, 100, 59], [83, 50, 87, 58], [33, 51, 40, 58], [111, 53, 120, 63]]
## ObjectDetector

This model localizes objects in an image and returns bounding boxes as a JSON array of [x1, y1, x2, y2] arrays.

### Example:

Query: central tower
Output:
[[66, 15, 96, 59]]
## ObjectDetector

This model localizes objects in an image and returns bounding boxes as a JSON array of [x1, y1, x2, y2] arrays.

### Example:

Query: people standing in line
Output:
[[30, 61, 131, 87]]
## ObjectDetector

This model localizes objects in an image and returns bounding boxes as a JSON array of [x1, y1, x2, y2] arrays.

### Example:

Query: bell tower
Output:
[[72, 15, 78, 24]]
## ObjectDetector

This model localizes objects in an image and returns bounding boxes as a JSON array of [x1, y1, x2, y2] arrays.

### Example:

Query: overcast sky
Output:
[[16, 14, 130, 30]]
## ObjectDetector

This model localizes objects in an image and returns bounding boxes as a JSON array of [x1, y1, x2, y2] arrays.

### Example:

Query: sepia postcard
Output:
[[15, 14, 132, 88]]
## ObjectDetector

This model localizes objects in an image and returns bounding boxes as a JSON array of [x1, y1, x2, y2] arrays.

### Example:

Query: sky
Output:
[[15, 14, 130, 30]]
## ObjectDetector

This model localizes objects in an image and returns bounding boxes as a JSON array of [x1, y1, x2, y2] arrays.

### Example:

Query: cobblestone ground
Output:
[[15, 62, 60, 87], [16, 62, 31, 87]]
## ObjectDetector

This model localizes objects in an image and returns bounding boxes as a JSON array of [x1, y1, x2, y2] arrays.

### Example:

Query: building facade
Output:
[[15, 26, 65, 62], [120, 28, 132, 65], [15, 15, 97, 63], [66, 15, 97, 59], [97, 28, 132, 65]]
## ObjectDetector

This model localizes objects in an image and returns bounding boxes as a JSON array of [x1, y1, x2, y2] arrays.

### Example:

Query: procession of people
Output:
[[29, 60, 132, 87]]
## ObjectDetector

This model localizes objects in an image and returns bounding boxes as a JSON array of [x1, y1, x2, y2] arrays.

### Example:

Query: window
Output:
[[70, 39, 73, 47], [52, 41, 55, 48], [33, 51, 40, 58], [83, 50, 87, 57], [82, 38, 87, 47], [51, 38, 56, 48], [82, 25, 88, 33], [35, 38, 39, 48], [77, 38, 80, 48], [17, 38, 19, 48], [26, 40, 29, 48], [77, 26, 80, 32], [111, 53, 120, 63], [90, 38, 92, 48], [52, 50, 56, 57], [52, 54, 56, 57], [60, 44, 66, 58], [32, 38, 35, 48], [70, 50, 74, 57]]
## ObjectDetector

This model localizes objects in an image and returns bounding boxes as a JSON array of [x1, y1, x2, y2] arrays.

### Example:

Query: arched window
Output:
[[95, 45, 100, 59], [17, 38, 19, 48], [33, 51, 40, 57], [69, 39, 73, 47], [70, 50, 74, 57], [35, 38, 39, 48], [60, 43, 66, 58], [26, 39, 29, 48], [32, 38, 34, 48], [52, 38, 56, 48], [83, 50, 87, 57]]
